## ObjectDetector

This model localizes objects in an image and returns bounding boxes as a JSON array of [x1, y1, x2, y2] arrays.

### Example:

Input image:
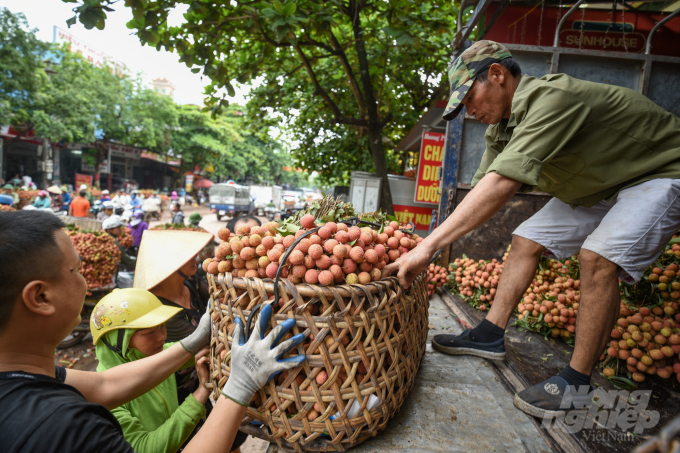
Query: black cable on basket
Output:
[[244, 226, 321, 341]]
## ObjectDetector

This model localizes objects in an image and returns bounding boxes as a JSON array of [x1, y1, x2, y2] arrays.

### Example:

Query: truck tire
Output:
[[216, 214, 222, 221]]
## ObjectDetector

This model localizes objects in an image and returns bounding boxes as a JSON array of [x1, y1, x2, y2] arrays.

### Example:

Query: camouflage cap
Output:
[[442, 40, 513, 121]]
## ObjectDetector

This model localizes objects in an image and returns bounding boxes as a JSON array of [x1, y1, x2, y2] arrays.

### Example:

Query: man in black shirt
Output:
[[0, 211, 306, 453]]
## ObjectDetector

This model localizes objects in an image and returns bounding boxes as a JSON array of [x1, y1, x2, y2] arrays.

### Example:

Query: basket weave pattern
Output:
[[208, 272, 429, 452]]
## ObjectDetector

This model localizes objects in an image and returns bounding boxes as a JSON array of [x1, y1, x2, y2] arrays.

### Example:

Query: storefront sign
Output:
[[393, 204, 437, 232], [109, 144, 142, 160], [185, 174, 194, 193], [75, 173, 92, 188], [414, 131, 445, 205]]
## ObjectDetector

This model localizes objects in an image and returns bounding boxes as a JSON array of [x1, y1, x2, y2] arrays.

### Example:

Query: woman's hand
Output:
[[192, 347, 210, 404]]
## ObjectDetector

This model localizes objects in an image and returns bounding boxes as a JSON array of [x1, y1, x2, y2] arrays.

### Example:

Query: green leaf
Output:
[[261, 8, 279, 18], [285, 223, 300, 233], [395, 33, 415, 46], [321, 214, 334, 222], [387, 215, 397, 222], [191, 68, 201, 73], [282, 3, 296, 16], [272, 1, 284, 15], [66, 16, 77, 28]]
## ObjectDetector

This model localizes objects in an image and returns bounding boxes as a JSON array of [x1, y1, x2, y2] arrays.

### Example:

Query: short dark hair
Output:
[[79, 190, 86, 197], [0, 211, 65, 332], [476, 58, 522, 84]]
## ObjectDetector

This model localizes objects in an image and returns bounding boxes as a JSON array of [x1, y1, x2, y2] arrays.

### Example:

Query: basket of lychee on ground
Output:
[[205, 213, 430, 452]]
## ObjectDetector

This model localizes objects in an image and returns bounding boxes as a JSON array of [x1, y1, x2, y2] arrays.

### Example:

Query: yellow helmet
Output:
[[89, 288, 182, 345]]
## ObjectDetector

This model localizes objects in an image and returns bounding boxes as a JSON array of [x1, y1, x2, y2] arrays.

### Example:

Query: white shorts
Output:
[[513, 179, 680, 283]]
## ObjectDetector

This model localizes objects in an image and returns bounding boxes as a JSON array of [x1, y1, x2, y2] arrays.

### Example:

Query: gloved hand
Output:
[[179, 302, 212, 355], [222, 304, 305, 406]]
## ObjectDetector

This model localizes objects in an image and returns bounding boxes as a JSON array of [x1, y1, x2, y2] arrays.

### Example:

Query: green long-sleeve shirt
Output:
[[471, 74, 680, 208], [112, 236, 136, 270], [96, 330, 206, 453]]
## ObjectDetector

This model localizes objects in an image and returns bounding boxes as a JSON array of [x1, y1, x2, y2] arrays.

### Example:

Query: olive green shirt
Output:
[[471, 74, 680, 208]]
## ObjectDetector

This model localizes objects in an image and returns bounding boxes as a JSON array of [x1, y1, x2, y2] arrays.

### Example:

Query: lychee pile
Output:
[[448, 256, 506, 312], [150, 222, 205, 232], [203, 215, 423, 286], [118, 226, 134, 249], [426, 264, 450, 296], [66, 227, 121, 290], [0, 204, 15, 212], [602, 303, 680, 383]]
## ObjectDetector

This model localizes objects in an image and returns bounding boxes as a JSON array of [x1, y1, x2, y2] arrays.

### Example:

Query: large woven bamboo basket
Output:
[[207, 271, 429, 452]]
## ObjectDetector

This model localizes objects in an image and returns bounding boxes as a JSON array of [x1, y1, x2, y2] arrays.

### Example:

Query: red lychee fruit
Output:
[[389, 221, 399, 230], [300, 214, 316, 230], [217, 242, 233, 257], [258, 256, 270, 268], [207, 262, 220, 274], [318, 270, 334, 286], [231, 240, 244, 254], [374, 244, 386, 258], [342, 259, 357, 274], [255, 244, 267, 257], [296, 238, 311, 254], [335, 230, 350, 244], [329, 255, 343, 266], [283, 235, 296, 249], [358, 272, 371, 284], [359, 231, 373, 245], [330, 265, 344, 282], [365, 249, 379, 264], [387, 237, 399, 250], [333, 244, 348, 259], [218, 260, 232, 273], [236, 225, 251, 235], [316, 255, 332, 270], [323, 239, 339, 254], [250, 234, 262, 247], [360, 262, 373, 272], [336, 223, 348, 232], [325, 222, 338, 234], [350, 246, 364, 263], [305, 269, 319, 284], [267, 248, 282, 263], [388, 250, 400, 262], [370, 268, 382, 281], [262, 236, 275, 250], [240, 247, 255, 261], [308, 244, 323, 260], [400, 237, 411, 248], [245, 258, 258, 270], [384, 226, 394, 236], [232, 256, 245, 269], [316, 370, 328, 385], [309, 234, 322, 245], [202, 258, 212, 272], [289, 250, 304, 265], [217, 228, 231, 241], [266, 262, 279, 279], [318, 226, 332, 240], [244, 269, 258, 278], [348, 227, 361, 241], [292, 265, 307, 279], [304, 254, 315, 269]]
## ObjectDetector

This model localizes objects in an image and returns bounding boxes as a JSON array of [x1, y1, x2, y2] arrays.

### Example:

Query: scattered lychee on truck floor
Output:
[[446, 237, 680, 387]]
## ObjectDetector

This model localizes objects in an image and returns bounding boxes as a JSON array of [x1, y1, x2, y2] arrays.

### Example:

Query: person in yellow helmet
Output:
[[91, 289, 212, 453]]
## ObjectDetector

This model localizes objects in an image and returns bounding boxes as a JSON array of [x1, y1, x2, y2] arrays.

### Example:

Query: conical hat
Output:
[[134, 230, 214, 290], [47, 185, 62, 195]]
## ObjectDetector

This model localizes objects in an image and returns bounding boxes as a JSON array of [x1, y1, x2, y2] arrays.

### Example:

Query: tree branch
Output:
[[326, 29, 366, 117], [292, 41, 367, 127]]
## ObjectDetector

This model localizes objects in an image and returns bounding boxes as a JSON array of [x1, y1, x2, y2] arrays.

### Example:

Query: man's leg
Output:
[[569, 250, 621, 376], [483, 235, 546, 330]]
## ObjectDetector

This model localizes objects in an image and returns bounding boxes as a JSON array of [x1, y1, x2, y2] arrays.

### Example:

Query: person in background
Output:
[[171, 191, 178, 203], [101, 190, 111, 202], [171, 203, 184, 225], [32, 190, 52, 209], [113, 189, 130, 209], [80, 184, 93, 203], [130, 192, 142, 210], [70, 190, 91, 218], [133, 230, 249, 452], [92, 289, 213, 453], [98, 201, 115, 222], [61, 185, 72, 211], [103, 216, 136, 271], [129, 211, 149, 248], [2, 184, 19, 206], [188, 213, 202, 228]]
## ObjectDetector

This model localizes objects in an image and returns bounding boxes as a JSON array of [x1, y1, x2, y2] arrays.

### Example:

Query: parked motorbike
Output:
[[265, 206, 277, 221], [142, 198, 161, 222]]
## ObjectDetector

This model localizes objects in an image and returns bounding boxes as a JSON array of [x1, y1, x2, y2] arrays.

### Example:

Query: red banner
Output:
[[414, 131, 445, 205], [393, 204, 436, 232], [75, 173, 93, 188]]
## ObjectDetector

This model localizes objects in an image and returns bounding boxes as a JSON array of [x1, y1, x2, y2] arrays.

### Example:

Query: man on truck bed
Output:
[[384, 40, 680, 419]]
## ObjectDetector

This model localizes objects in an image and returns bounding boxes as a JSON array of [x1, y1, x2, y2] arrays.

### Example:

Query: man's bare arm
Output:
[[383, 172, 522, 287], [64, 343, 191, 410]]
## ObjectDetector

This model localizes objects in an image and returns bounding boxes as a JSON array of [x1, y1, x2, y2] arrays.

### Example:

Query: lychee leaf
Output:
[[387, 215, 397, 222], [321, 214, 334, 222], [275, 227, 294, 236], [224, 255, 235, 259], [286, 224, 300, 233], [349, 239, 357, 246]]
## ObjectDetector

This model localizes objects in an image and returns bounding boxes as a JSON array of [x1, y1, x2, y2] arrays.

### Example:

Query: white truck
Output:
[[250, 185, 282, 216]]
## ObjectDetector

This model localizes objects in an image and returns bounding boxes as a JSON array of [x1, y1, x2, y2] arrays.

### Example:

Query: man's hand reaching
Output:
[[382, 242, 435, 288]]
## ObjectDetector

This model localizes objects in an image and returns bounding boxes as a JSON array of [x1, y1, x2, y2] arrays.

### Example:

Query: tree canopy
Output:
[[61, 0, 459, 214]]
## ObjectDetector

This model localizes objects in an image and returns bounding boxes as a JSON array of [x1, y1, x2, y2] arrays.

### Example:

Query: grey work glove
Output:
[[179, 303, 211, 355], [222, 304, 305, 406]]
